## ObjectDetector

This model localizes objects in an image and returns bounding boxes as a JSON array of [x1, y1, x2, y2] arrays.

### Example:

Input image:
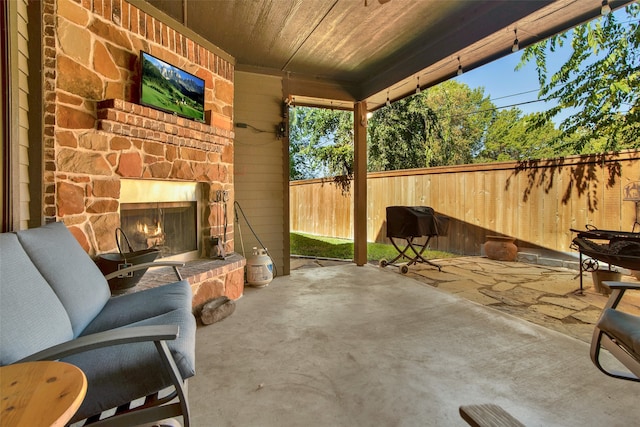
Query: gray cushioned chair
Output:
[[0, 222, 196, 426], [590, 281, 640, 382]]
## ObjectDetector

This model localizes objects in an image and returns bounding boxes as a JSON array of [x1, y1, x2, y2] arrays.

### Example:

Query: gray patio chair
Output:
[[1, 223, 196, 426], [590, 281, 640, 382]]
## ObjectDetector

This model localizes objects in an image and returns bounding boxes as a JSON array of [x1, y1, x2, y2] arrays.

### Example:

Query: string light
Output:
[[456, 57, 463, 76], [601, 0, 611, 15], [512, 29, 519, 52]]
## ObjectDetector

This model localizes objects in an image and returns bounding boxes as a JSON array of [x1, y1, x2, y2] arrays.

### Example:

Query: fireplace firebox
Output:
[[119, 180, 201, 260], [120, 201, 197, 257]]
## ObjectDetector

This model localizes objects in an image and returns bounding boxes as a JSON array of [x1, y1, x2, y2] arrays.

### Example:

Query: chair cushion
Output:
[[0, 233, 73, 365], [16, 222, 111, 337], [598, 308, 640, 356], [64, 308, 196, 422], [82, 280, 193, 336]]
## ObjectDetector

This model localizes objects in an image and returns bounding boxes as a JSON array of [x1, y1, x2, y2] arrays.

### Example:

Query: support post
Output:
[[353, 101, 367, 266]]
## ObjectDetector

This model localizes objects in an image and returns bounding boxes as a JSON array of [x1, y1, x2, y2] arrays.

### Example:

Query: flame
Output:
[[136, 220, 163, 237]]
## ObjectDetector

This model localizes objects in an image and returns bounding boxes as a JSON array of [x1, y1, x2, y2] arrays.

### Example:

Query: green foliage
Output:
[[518, 4, 640, 152], [289, 82, 570, 179], [369, 81, 494, 171], [477, 110, 563, 162], [289, 107, 353, 180], [289, 107, 320, 180], [368, 97, 433, 171], [421, 80, 494, 165]]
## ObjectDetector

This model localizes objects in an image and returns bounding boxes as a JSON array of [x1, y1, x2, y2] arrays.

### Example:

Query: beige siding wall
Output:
[[5, 0, 31, 230], [234, 71, 289, 275], [17, 0, 30, 230]]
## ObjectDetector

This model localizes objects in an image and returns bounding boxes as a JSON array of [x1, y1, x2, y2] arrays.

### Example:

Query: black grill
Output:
[[380, 206, 449, 274]]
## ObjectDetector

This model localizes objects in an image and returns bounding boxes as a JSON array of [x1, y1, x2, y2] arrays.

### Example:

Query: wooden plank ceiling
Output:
[[144, 0, 630, 110]]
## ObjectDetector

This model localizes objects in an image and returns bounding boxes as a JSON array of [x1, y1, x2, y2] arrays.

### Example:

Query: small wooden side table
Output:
[[1, 361, 87, 427]]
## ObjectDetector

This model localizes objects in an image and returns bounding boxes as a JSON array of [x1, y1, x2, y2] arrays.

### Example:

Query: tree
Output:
[[519, 4, 640, 153], [289, 107, 319, 180], [422, 80, 494, 165], [367, 96, 434, 171], [478, 110, 562, 162], [288, 107, 353, 180], [368, 80, 494, 171]]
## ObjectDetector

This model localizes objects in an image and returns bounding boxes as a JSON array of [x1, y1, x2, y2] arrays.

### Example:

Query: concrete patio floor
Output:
[[190, 258, 640, 426]]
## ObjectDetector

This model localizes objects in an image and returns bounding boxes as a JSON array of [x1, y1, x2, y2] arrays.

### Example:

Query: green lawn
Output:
[[290, 231, 456, 262]]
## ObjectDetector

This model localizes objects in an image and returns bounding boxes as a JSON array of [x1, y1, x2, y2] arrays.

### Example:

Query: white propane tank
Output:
[[246, 247, 273, 287]]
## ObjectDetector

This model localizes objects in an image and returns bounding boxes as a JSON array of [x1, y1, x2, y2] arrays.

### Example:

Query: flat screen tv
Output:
[[139, 51, 205, 122]]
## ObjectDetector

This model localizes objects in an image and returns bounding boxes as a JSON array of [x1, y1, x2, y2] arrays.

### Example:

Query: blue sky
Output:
[[452, 7, 634, 125], [454, 43, 574, 124]]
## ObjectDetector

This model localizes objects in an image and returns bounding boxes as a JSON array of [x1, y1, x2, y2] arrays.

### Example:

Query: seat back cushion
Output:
[[0, 233, 74, 365], [82, 280, 193, 335], [16, 222, 111, 337]]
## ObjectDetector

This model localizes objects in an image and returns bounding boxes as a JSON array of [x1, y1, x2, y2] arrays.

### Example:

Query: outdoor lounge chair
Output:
[[0, 222, 196, 426], [590, 281, 640, 382]]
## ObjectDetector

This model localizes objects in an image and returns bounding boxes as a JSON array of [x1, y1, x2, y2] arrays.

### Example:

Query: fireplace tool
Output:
[[211, 190, 229, 259]]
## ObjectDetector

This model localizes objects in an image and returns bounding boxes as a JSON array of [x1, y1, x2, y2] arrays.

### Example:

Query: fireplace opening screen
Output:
[[120, 202, 197, 257]]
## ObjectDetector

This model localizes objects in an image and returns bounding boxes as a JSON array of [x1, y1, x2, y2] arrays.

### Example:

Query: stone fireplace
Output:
[[41, 0, 245, 304]]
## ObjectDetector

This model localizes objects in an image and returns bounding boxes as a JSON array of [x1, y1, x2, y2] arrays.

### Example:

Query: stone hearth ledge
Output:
[[126, 253, 246, 308]]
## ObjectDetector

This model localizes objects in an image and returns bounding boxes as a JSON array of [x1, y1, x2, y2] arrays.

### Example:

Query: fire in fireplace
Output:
[[120, 201, 197, 257]]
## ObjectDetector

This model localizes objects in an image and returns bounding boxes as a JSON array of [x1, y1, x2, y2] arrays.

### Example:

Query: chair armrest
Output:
[[602, 281, 640, 310], [16, 324, 192, 425], [103, 261, 185, 281], [603, 281, 640, 291], [16, 325, 179, 363]]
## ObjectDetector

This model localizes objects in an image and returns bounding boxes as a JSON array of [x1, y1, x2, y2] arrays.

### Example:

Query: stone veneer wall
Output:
[[41, 0, 243, 301]]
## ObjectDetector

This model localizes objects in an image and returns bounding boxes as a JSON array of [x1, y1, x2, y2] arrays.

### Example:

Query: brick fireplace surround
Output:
[[42, 0, 245, 305]]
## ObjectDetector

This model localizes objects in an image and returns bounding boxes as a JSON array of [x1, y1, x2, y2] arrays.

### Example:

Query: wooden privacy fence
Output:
[[290, 150, 640, 256]]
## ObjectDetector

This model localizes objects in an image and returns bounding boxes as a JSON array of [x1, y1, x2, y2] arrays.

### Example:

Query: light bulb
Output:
[[601, 0, 611, 15]]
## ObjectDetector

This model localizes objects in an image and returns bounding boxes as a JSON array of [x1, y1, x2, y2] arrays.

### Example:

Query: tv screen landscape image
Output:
[[139, 51, 205, 122]]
